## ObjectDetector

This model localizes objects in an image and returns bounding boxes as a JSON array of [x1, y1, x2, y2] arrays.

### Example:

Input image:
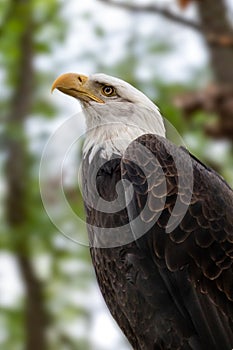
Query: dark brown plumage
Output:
[[82, 134, 233, 350]]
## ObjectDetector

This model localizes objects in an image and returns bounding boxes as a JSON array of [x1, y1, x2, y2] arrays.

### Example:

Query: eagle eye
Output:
[[101, 85, 116, 97]]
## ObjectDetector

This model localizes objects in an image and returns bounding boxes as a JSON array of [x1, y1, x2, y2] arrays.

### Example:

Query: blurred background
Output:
[[0, 0, 233, 349]]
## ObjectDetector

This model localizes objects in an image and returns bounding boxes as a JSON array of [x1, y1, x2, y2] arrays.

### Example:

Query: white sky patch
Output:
[[88, 284, 129, 350], [204, 140, 231, 162], [0, 252, 25, 307]]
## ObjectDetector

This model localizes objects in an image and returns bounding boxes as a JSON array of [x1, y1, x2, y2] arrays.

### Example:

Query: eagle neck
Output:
[[82, 103, 166, 162]]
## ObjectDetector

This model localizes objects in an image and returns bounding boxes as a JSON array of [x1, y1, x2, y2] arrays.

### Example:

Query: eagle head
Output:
[[52, 73, 165, 160]]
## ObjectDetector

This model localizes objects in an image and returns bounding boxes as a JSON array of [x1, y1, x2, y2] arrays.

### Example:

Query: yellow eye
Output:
[[101, 85, 115, 97]]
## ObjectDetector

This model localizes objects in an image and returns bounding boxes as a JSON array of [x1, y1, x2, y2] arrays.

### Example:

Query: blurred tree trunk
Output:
[[197, 0, 233, 83], [196, 0, 233, 138], [5, 2, 49, 349]]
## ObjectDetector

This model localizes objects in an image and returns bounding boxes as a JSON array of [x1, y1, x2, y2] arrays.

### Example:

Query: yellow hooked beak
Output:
[[51, 73, 104, 103]]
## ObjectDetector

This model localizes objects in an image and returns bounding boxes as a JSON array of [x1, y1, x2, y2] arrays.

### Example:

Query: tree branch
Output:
[[99, 0, 233, 47], [99, 0, 202, 31], [174, 84, 233, 140]]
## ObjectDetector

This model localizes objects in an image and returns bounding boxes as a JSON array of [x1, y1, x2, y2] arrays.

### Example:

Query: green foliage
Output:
[[0, 306, 25, 350]]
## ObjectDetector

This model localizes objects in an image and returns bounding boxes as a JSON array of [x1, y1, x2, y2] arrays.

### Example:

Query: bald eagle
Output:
[[52, 73, 233, 350]]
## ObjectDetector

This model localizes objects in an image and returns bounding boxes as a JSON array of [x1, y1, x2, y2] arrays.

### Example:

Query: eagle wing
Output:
[[121, 133, 233, 349]]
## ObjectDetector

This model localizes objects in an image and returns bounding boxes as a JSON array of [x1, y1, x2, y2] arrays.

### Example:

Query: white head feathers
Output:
[[81, 74, 166, 161]]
